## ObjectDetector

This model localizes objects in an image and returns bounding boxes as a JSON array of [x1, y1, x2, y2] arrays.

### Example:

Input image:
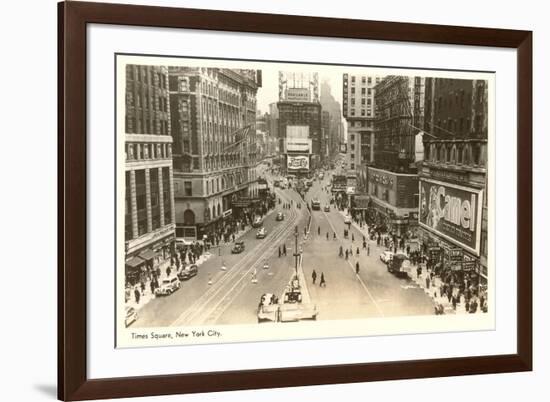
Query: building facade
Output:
[[124, 64, 176, 284], [374, 75, 425, 173], [168, 67, 261, 241], [418, 78, 489, 290], [342, 74, 382, 173]]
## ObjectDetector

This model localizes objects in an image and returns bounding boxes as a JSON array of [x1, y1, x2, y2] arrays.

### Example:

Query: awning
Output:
[[125, 256, 145, 268], [139, 249, 157, 261]]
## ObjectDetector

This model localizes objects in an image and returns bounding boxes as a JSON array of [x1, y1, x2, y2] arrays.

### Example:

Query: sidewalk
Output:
[[125, 252, 213, 312], [338, 210, 484, 315]]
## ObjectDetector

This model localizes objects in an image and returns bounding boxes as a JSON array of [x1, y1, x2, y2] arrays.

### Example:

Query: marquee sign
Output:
[[419, 179, 483, 255]]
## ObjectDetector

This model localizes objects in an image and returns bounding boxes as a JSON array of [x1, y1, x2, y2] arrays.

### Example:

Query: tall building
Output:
[[342, 74, 381, 174], [320, 80, 343, 160], [373, 75, 425, 173], [168, 67, 261, 241], [277, 71, 322, 173], [358, 75, 425, 236], [124, 64, 176, 284], [419, 78, 489, 290]]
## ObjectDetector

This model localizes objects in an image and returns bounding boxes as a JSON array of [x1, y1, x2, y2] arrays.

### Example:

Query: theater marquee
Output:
[[419, 179, 484, 255]]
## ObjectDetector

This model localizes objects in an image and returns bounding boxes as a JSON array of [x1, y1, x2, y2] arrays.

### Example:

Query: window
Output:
[[367, 77, 372, 84], [361, 88, 366, 95], [184, 181, 192, 196]]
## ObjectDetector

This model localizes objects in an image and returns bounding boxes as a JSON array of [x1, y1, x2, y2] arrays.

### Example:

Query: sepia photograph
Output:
[[116, 55, 493, 347]]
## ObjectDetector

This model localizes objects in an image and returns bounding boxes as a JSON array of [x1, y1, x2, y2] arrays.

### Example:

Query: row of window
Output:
[[126, 89, 168, 113], [125, 167, 172, 241], [126, 115, 169, 136], [125, 142, 172, 161], [126, 65, 168, 90], [424, 141, 486, 167]]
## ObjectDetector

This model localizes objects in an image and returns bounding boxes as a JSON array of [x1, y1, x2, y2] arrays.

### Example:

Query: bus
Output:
[[311, 199, 321, 211]]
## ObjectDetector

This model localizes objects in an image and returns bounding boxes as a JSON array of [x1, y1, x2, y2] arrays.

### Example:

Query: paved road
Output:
[[301, 176, 435, 320], [134, 167, 434, 328]]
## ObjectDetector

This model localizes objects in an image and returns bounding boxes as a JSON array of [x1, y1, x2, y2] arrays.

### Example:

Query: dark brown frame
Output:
[[58, 1, 532, 400]]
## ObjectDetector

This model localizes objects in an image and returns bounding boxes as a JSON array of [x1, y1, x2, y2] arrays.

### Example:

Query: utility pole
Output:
[[293, 225, 300, 279]]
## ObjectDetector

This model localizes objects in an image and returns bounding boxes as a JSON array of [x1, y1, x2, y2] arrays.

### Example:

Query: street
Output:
[[133, 168, 434, 328]]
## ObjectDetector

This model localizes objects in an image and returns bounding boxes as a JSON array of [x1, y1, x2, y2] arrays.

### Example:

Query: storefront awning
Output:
[[138, 249, 157, 261], [125, 256, 145, 268]]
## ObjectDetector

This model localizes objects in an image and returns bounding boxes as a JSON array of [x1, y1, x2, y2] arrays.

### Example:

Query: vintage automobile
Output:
[[125, 306, 138, 327], [252, 216, 263, 228], [256, 227, 267, 239], [380, 250, 394, 264], [231, 240, 245, 254], [177, 264, 198, 281], [275, 212, 284, 221], [155, 276, 181, 296], [256, 292, 318, 323], [387, 252, 411, 277], [323, 205, 330, 212], [344, 216, 352, 224]]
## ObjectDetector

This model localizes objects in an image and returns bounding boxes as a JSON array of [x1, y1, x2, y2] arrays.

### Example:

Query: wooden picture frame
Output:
[[58, 1, 532, 400]]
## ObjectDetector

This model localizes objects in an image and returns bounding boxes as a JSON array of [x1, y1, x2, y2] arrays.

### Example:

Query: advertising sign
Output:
[[286, 87, 310, 102], [287, 155, 310, 170], [287, 125, 309, 139], [419, 179, 483, 255], [285, 138, 311, 153]]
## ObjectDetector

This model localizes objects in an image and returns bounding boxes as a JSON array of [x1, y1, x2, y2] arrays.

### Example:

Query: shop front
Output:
[[125, 224, 175, 285]]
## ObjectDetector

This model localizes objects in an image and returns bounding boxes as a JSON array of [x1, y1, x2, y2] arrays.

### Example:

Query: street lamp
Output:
[[293, 225, 300, 279]]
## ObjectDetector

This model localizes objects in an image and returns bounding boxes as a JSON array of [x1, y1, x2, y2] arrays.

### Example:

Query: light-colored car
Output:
[[252, 216, 263, 228], [380, 251, 394, 264], [155, 276, 180, 296], [256, 227, 267, 239], [344, 216, 352, 224], [125, 306, 138, 327], [323, 205, 330, 212]]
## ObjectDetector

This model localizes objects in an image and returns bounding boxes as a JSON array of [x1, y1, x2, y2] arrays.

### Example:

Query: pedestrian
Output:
[[326, 232, 329, 240], [345, 249, 349, 260], [166, 266, 171, 277], [150, 280, 155, 295], [312, 269, 317, 284], [406, 245, 411, 255], [283, 244, 287, 256], [319, 272, 326, 287], [318, 226, 321, 235], [356, 247, 360, 255], [355, 261, 360, 275], [278, 246, 281, 258], [134, 286, 140, 304], [333, 232, 336, 240], [339, 245, 343, 257], [363, 240, 367, 250], [367, 244, 370, 256], [140, 281, 145, 295], [352, 233, 354, 242]]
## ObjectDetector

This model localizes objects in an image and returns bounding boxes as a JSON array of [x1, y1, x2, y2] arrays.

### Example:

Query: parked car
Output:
[[344, 216, 352, 224], [155, 276, 181, 296], [125, 306, 138, 327], [380, 251, 394, 264], [276, 212, 284, 221], [231, 240, 245, 254], [256, 227, 267, 239], [177, 264, 198, 280], [324, 205, 330, 212]]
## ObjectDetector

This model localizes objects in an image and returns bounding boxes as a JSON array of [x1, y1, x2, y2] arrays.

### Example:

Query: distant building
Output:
[[320, 80, 344, 160], [168, 67, 261, 240], [124, 64, 175, 284]]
